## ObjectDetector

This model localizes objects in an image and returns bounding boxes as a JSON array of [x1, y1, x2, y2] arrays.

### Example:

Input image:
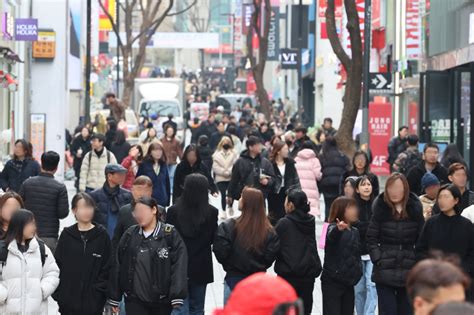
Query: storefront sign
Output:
[[280, 49, 299, 69], [99, 0, 115, 31], [406, 0, 421, 59], [318, 0, 342, 39], [368, 72, 392, 93], [369, 102, 392, 176], [1, 12, 14, 40], [190, 103, 210, 122], [267, 6, 280, 61], [32, 30, 56, 59], [15, 18, 38, 41], [30, 114, 46, 163]]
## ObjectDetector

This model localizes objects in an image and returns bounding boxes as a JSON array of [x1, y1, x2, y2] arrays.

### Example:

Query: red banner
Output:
[[369, 102, 393, 176], [246, 73, 256, 94], [408, 101, 419, 134]]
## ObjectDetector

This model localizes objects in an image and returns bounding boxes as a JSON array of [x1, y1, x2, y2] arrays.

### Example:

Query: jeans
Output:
[[376, 284, 412, 315], [172, 283, 207, 315], [223, 276, 245, 305], [168, 164, 177, 193], [321, 278, 354, 315], [354, 260, 377, 315]]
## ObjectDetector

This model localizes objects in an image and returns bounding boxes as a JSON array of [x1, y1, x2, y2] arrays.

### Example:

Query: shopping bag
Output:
[[318, 222, 329, 249]]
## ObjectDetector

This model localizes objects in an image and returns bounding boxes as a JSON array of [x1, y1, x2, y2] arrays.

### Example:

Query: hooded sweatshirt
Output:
[[275, 210, 322, 281]]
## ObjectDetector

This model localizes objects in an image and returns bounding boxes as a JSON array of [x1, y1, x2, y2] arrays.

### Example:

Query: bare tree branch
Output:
[[98, 0, 123, 49], [325, 0, 351, 71], [167, 0, 197, 17]]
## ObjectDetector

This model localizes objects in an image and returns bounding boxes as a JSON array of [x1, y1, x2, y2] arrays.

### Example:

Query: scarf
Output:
[[103, 182, 121, 214]]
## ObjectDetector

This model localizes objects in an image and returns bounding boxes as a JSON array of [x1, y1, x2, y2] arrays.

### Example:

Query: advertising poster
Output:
[[369, 102, 392, 176], [30, 114, 46, 163], [190, 103, 210, 122]]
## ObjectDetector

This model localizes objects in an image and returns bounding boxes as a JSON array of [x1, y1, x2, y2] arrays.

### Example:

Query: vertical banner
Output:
[[369, 102, 393, 176], [318, 0, 342, 39], [408, 101, 419, 134], [99, 0, 115, 31], [267, 6, 280, 61], [30, 114, 46, 163], [406, 0, 421, 59]]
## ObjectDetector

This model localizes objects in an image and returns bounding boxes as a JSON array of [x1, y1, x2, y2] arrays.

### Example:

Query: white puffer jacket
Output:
[[79, 148, 117, 191], [0, 238, 59, 315], [212, 150, 239, 183]]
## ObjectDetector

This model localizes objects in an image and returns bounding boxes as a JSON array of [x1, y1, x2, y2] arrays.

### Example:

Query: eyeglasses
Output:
[[272, 299, 304, 315]]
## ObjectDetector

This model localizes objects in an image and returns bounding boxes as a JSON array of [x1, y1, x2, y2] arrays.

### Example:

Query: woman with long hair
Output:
[[54, 192, 111, 315], [0, 192, 23, 237], [0, 209, 59, 314], [108, 197, 187, 315], [353, 176, 377, 315], [212, 136, 238, 218], [137, 142, 170, 207], [161, 124, 183, 194], [366, 173, 424, 315], [343, 176, 358, 199], [267, 139, 301, 225], [110, 130, 131, 164], [173, 144, 217, 202], [0, 139, 41, 192], [121, 145, 144, 190], [340, 150, 380, 197], [166, 174, 219, 315], [139, 128, 159, 154], [213, 187, 280, 303]]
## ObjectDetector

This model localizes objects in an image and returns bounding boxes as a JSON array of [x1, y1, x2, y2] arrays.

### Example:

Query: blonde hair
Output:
[[216, 136, 234, 151]]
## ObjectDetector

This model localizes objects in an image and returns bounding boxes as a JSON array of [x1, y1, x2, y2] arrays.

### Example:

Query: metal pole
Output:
[[297, 0, 303, 108], [116, 0, 120, 98], [361, 0, 372, 145], [85, 0, 92, 124], [231, 14, 235, 92]]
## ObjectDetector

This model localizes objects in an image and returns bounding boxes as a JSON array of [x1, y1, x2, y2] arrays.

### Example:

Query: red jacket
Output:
[[121, 155, 137, 190]]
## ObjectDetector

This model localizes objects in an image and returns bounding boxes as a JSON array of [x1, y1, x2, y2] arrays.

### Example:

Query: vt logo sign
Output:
[[280, 49, 299, 69]]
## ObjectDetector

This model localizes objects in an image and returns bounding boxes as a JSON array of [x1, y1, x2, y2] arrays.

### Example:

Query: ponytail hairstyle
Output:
[[287, 189, 310, 213]]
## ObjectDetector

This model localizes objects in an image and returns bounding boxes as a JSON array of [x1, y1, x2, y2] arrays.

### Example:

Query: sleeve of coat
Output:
[[0, 168, 8, 192], [121, 155, 133, 169], [415, 219, 431, 261], [313, 158, 323, 181], [33, 161, 41, 176], [172, 164, 184, 202], [108, 229, 129, 305], [204, 165, 218, 194], [169, 229, 188, 306], [95, 236, 112, 294], [264, 159, 276, 191], [406, 168, 420, 195], [40, 246, 60, 300], [165, 166, 171, 206], [263, 231, 280, 269], [366, 217, 383, 264], [467, 223, 474, 276], [18, 181, 26, 201], [56, 184, 70, 220], [212, 155, 227, 177], [213, 222, 233, 264], [109, 151, 117, 164], [79, 152, 90, 192], [227, 160, 242, 200]]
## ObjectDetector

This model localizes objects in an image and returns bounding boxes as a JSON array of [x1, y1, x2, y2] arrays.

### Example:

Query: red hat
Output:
[[213, 273, 298, 315]]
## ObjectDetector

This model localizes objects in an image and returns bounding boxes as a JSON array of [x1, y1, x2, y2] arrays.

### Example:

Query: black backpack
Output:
[[0, 238, 47, 274], [400, 150, 422, 175]]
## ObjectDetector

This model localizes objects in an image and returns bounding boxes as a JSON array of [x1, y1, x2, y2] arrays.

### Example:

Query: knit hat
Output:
[[213, 273, 298, 315], [421, 172, 440, 190]]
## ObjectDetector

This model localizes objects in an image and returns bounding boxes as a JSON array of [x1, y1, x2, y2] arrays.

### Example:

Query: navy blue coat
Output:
[[137, 160, 171, 207], [0, 158, 41, 192]]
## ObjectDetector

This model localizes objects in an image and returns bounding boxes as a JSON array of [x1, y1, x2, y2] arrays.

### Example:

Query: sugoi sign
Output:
[[15, 18, 38, 41], [266, 6, 280, 61], [280, 49, 299, 69], [369, 73, 392, 93]]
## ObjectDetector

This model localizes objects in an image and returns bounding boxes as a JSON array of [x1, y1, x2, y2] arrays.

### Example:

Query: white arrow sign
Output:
[[376, 74, 388, 89]]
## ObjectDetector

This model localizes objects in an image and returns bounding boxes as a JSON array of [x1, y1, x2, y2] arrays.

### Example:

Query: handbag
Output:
[[318, 222, 329, 249]]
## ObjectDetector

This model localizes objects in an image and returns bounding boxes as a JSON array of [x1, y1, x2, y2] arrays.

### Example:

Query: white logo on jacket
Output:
[[157, 248, 169, 259]]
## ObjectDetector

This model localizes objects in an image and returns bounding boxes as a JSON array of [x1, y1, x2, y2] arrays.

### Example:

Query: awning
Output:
[[0, 46, 23, 63]]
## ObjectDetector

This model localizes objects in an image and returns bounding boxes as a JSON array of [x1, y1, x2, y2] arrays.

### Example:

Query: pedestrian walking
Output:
[[392, 135, 422, 175], [79, 133, 117, 192], [406, 143, 449, 196], [340, 150, 380, 197], [0, 192, 23, 238], [173, 144, 217, 202], [108, 197, 188, 315], [0, 139, 40, 193], [275, 190, 322, 315], [110, 130, 131, 164], [137, 142, 170, 207], [105, 120, 118, 150], [268, 140, 300, 225], [161, 124, 183, 194], [342, 176, 358, 199], [70, 127, 91, 191], [167, 174, 218, 315], [197, 135, 213, 171], [210, 121, 228, 151], [319, 137, 350, 221], [419, 173, 441, 219], [321, 197, 362, 315], [294, 141, 323, 218], [121, 145, 144, 190], [54, 193, 111, 315], [18, 151, 69, 253], [440, 143, 467, 169], [213, 187, 280, 303], [0, 209, 59, 315], [162, 113, 178, 133], [90, 164, 132, 238], [366, 173, 424, 315], [227, 136, 275, 203], [212, 136, 238, 218], [353, 176, 377, 315], [387, 126, 408, 170], [139, 128, 160, 155]]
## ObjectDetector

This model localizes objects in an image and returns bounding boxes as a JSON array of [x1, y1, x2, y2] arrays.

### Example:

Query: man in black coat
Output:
[[406, 143, 449, 195], [19, 151, 69, 253], [227, 136, 275, 202], [70, 127, 91, 191], [90, 164, 132, 238], [387, 126, 408, 169], [162, 113, 178, 133], [197, 114, 217, 140]]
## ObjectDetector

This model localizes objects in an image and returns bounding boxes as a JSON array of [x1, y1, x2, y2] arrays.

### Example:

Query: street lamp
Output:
[[221, 13, 235, 91], [85, 0, 92, 124]]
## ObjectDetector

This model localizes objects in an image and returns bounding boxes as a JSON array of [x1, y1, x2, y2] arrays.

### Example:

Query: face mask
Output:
[[223, 144, 231, 150], [286, 140, 293, 147]]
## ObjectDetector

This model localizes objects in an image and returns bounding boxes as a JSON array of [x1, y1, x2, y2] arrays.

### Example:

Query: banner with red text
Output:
[[406, 0, 421, 59], [369, 102, 393, 176]]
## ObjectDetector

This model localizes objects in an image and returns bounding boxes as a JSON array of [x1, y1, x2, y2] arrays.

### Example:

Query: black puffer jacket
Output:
[[321, 224, 362, 286], [19, 173, 69, 238], [213, 219, 280, 278], [366, 193, 424, 287], [319, 149, 350, 198], [354, 195, 374, 256], [227, 150, 276, 200], [172, 161, 217, 202], [275, 210, 322, 281], [54, 224, 111, 315], [0, 158, 41, 192]]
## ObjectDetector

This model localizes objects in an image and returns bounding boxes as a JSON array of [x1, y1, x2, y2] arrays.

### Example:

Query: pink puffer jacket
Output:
[[294, 149, 323, 217]]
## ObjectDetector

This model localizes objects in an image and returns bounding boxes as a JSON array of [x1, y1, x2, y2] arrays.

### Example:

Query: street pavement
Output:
[[50, 180, 326, 314]]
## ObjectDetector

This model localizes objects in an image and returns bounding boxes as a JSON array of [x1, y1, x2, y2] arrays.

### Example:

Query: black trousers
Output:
[[268, 190, 286, 225], [284, 278, 315, 315], [217, 181, 229, 211], [125, 300, 172, 315], [321, 278, 354, 315], [376, 284, 412, 315]]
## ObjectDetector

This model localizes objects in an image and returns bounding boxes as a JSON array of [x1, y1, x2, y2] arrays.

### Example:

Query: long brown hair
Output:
[[235, 187, 273, 253], [0, 192, 24, 228], [384, 173, 410, 219], [328, 196, 357, 223], [269, 139, 286, 162], [145, 142, 167, 164]]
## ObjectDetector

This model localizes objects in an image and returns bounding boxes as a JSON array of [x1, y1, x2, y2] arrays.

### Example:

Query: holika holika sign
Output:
[[15, 18, 38, 41]]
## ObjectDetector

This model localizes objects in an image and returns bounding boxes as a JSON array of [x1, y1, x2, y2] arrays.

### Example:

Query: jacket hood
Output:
[[240, 149, 260, 161], [286, 210, 315, 236], [63, 223, 108, 241], [372, 192, 423, 222], [296, 149, 316, 160]]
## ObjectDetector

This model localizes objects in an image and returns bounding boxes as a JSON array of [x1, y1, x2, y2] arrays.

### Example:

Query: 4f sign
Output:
[[280, 49, 298, 69]]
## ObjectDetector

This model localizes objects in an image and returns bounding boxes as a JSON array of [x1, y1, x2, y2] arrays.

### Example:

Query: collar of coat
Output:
[[8, 237, 39, 257], [139, 222, 161, 238], [372, 192, 424, 222]]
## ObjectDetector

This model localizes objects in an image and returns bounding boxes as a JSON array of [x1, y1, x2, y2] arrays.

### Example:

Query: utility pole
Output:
[[297, 0, 303, 108], [116, 0, 120, 98], [85, 0, 92, 124], [361, 0, 372, 145]]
